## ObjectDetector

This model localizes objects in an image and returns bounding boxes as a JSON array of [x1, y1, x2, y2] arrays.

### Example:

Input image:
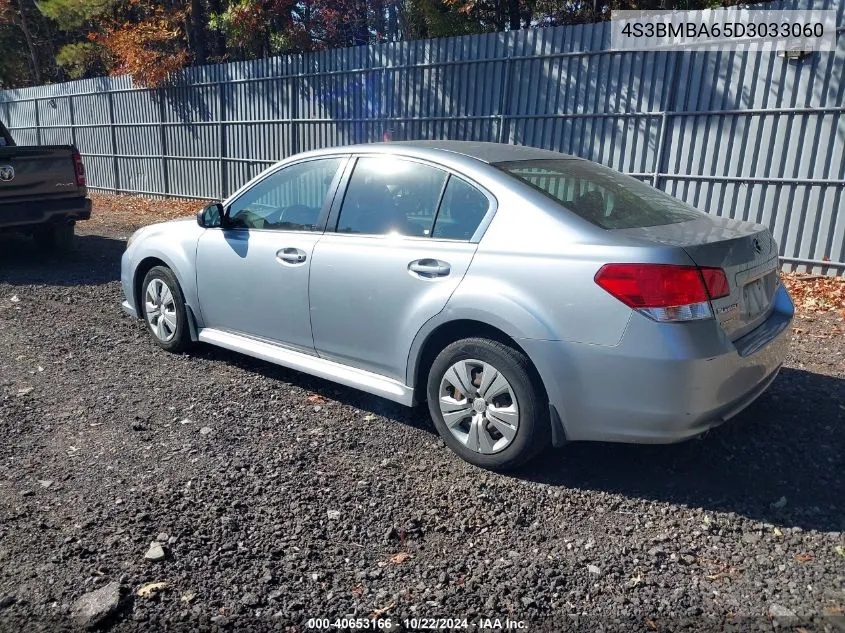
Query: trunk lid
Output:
[[0, 146, 80, 201], [614, 216, 780, 340]]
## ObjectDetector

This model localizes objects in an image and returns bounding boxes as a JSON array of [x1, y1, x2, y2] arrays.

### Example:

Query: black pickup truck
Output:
[[0, 118, 91, 249]]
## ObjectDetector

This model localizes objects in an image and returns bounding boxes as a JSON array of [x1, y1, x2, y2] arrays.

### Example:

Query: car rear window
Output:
[[494, 159, 703, 229]]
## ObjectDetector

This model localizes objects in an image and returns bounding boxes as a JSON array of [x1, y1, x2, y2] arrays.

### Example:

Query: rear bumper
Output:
[[522, 284, 794, 443], [0, 196, 91, 229]]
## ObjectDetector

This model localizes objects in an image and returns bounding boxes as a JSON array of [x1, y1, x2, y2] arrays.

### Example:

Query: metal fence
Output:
[[1, 0, 843, 273]]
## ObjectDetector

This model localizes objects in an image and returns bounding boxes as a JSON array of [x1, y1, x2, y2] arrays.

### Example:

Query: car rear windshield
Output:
[[494, 159, 703, 229]]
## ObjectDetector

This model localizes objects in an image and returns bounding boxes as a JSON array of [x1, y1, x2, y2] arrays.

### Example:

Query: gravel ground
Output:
[[0, 212, 843, 632]]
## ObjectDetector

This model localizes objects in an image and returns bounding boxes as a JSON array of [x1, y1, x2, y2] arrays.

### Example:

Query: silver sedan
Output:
[[121, 141, 794, 469]]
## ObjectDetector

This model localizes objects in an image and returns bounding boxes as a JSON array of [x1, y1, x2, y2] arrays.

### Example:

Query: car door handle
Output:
[[408, 259, 451, 278], [276, 247, 307, 265]]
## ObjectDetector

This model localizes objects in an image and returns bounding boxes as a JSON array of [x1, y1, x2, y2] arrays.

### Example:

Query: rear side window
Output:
[[432, 176, 489, 240], [337, 157, 447, 236], [495, 159, 702, 229]]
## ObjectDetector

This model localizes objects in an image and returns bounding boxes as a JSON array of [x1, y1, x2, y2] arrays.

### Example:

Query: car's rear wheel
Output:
[[33, 221, 74, 250], [141, 266, 190, 353], [427, 338, 550, 470]]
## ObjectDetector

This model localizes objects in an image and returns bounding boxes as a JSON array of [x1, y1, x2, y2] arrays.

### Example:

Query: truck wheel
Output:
[[427, 338, 550, 471], [34, 221, 75, 251]]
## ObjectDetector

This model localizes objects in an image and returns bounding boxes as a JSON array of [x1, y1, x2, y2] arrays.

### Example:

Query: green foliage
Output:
[[37, 0, 112, 30], [55, 41, 107, 78], [404, 0, 488, 38], [209, 0, 266, 58], [269, 29, 301, 54]]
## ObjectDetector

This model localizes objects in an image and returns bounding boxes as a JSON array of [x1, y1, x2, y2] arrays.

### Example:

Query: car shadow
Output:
[[197, 345, 844, 532], [0, 233, 125, 286], [519, 368, 844, 533], [192, 343, 435, 430]]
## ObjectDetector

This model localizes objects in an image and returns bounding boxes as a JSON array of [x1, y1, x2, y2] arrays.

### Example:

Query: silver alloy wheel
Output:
[[144, 278, 178, 343], [438, 358, 519, 454]]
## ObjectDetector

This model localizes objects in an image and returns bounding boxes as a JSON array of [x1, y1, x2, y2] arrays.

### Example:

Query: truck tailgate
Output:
[[0, 146, 80, 200]]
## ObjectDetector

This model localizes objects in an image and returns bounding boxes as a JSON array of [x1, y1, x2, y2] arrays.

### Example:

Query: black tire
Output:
[[426, 337, 550, 470], [140, 266, 191, 353], [33, 221, 74, 250]]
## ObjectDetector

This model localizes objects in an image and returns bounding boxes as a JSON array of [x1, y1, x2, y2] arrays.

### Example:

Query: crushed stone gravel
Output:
[[0, 207, 842, 632]]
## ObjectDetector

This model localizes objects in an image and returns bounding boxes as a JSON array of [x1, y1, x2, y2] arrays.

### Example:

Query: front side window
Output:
[[495, 159, 703, 230], [228, 158, 343, 231], [337, 157, 448, 237], [432, 176, 489, 240]]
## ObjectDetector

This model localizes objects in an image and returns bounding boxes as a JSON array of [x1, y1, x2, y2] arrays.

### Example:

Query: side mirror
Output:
[[197, 202, 224, 228]]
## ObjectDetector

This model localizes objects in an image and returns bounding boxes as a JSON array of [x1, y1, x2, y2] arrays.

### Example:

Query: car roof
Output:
[[314, 140, 575, 164]]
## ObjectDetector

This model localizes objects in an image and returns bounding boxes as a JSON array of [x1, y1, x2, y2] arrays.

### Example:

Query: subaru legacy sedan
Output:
[[121, 141, 793, 470]]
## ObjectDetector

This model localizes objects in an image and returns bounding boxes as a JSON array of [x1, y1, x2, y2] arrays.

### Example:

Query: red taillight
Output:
[[595, 263, 731, 323], [699, 267, 730, 299], [72, 149, 86, 187], [594, 264, 709, 308]]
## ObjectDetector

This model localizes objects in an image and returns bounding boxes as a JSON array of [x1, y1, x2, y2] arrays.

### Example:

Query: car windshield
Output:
[[494, 159, 703, 229]]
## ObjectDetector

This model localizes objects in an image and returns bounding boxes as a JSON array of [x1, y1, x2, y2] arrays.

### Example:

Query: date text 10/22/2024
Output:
[[306, 617, 528, 630]]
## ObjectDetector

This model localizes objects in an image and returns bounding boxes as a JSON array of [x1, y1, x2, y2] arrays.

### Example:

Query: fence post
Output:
[[290, 71, 299, 157], [106, 90, 120, 193], [380, 65, 387, 141], [68, 94, 77, 149], [652, 111, 669, 188], [652, 50, 682, 189], [219, 81, 228, 200], [158, 88, 169, 196], [497, 53, 514, 143], [34, 99, 41, 145]]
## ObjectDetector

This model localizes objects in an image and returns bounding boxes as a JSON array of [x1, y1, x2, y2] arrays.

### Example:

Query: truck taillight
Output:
[[72, 149, 86, 187], [594, 263, 729, 323]]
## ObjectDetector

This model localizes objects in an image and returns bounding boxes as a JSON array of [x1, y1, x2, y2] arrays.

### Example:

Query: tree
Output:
[[36, 0, 113, 29], [0, 0, 44, 83], [0, 0, 777, 90], [38, 0, 113, 79], [98, 4, 190, 86], [38, 0, 192, 86], [188, 0, 207, 63], [0, 20, 31, 87], [55, 41, 108, 78]]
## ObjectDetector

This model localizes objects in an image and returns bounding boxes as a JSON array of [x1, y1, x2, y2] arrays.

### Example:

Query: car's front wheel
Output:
[[141, 266, 190, 353], [427, 338, 550, 470]]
